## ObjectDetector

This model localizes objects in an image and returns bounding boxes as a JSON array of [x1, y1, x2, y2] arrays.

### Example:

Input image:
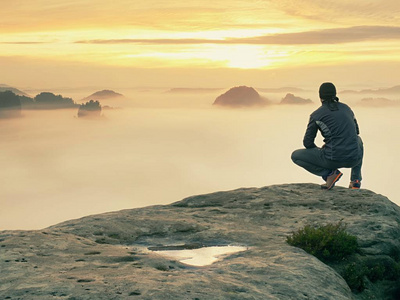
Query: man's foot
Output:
[[349, 180, 361, 189], [324, 170, 343, 190]]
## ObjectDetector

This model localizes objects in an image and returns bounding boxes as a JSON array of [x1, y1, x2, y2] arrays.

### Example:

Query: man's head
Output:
[[319, 82, 337, 101]]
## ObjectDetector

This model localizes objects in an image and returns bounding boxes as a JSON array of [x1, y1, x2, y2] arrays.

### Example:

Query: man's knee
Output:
[[291, 149, 302, 164]]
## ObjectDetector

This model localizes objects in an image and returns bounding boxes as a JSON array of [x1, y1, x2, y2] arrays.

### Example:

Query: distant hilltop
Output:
[[213, 86, 269, 107], [166, 88, 224, 94], [0, 90, 78, 113], [280, 93, 313, 105], [82, 90, 124, 101], [358, 97, 400, 107], [0, 84, 29, 97], [257, 87, 307, 93], [165, 87, 307, 94], [341, 85, 400, 95]]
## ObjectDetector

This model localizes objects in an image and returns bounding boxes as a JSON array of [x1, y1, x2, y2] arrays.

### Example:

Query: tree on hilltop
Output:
[[0, 90, 22, 118], [78, 100, 102, 118], [34, 92, 76, 109]]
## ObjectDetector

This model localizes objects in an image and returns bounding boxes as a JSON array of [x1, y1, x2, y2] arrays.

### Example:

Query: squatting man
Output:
[[291, 82, 363, 190]]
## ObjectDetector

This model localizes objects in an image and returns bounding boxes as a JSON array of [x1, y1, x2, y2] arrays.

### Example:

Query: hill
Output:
[[280, 93, 313, 105], [82, 90, 124, 101], [358, 97, 400, 107], [213, 86, 269, 107], [166, 88, 224, 94], [341, 85, 400, 95], [257, 87, 307, 93], [0, 84, 29, 96], [1, 184, 399, 299]]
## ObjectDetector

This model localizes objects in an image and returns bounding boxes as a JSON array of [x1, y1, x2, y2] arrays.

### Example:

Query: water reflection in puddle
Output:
[[151, 245, 248, 266]]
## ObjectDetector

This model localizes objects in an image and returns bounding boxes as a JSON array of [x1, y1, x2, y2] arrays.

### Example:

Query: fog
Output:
[[1, 90, 399, 230]]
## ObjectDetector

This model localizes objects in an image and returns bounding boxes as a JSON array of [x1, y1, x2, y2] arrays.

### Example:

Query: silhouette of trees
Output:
[[0, 90, 22, 118], [34, 92, 76, 109], [19, 95, 35, 108], [78, 100, 102, 118]]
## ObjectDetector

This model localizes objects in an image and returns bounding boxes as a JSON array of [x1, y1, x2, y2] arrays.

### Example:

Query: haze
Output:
[[1, 1, 400, 229], [0, 90, 398, 230]]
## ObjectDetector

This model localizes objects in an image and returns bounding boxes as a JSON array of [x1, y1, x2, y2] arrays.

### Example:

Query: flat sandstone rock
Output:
[[1, 183, 400, 299]]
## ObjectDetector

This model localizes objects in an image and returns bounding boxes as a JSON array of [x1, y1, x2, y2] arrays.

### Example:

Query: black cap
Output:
[[319, 82, 336, 100]]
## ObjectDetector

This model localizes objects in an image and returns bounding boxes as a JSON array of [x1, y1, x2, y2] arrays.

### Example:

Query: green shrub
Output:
[[366, 264, 386, 282], [343, 262, 368, 292], [286, 221, 358, 261]]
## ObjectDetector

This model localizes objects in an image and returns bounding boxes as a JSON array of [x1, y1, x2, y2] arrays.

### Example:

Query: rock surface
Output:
[[1, 183, 400, 299], [213, 86, 268, 107]]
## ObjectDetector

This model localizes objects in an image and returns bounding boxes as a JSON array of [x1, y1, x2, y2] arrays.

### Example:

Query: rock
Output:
[[280, 93, 313, 105], [213, 86, 268, 107], [82, 90, 124, 101], [1, 183, 399, 299], [77, 100, 102, 118]]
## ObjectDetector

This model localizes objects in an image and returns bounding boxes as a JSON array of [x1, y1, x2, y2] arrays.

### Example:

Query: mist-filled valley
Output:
[[1, 89, 399, 230]]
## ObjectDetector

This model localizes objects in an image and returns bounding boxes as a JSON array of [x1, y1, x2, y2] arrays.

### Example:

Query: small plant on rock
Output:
[[342, 262, 368, 292], [286, 221, 358, 261]]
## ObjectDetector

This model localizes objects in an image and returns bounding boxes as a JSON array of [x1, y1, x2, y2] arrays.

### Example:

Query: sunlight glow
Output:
[[1, 0, 400, 86]]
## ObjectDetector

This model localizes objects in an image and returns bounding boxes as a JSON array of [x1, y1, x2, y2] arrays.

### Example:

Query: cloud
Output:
[[242, 26, 400, 44], [76, 26, 400, 45], [272, 0, 400, 25], [0, 42, 47, 45]]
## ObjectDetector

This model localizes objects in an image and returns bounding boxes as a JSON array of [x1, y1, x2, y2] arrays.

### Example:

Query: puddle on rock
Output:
[[149, 245, 248, 266]]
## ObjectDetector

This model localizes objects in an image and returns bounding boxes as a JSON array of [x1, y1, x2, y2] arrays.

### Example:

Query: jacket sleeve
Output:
[[354, 117, 360, 135], [303, 115, 318, 148]]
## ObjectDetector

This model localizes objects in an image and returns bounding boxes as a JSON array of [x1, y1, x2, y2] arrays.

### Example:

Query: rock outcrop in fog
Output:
[[78, 100, 102, 118], [33, 92, 77, 109], [0, 90, 22, 118], [341, 85, 400, 95], [280, 93, 313, 105], [5, 91, 78, 110], [213, 86, 268, 107], [0, 84, 29, 97], [83, 90, 124, 101], [1, 184, 400, 299]]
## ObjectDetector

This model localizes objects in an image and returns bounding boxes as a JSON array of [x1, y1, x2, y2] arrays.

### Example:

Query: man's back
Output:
[[305, 102, 360, 161]]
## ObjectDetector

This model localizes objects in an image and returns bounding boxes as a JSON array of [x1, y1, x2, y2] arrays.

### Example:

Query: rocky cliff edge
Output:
[[1, 183, 400, 299]]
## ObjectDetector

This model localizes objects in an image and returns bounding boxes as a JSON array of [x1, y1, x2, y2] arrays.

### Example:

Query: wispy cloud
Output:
[[273, 0, 400, 25], [0, 42, 47, 45], [76, 26, 400, 45]]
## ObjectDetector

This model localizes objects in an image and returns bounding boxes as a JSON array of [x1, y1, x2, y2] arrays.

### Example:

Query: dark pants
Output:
[[291, 137, 363, 181]]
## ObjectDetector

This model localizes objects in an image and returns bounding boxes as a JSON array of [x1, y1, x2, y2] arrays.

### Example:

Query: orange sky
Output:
[[1, 0, 400, 89]]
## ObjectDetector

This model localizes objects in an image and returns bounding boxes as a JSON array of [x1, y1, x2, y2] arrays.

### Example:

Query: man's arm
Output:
[[354, 117, 360, 135], [303, 115, 318, 148]]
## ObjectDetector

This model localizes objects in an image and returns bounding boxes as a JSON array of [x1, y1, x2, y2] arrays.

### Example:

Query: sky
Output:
[[1, 0, 400, 89]]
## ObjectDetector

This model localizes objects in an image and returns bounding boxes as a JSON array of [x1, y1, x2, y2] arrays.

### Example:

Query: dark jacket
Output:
[[303, 102, 361, 161]]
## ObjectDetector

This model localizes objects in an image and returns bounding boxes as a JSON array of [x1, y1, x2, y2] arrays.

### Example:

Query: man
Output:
[[291, 82, 363, 190]]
